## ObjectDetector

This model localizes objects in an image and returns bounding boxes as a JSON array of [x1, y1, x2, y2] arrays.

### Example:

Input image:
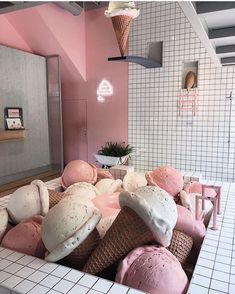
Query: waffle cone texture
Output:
[[65, 228, 101, 269], [83, 206, 155, 275], [168, 230, 193, 265], [111, 15, 132, 56], [48, 189, 65, 209]]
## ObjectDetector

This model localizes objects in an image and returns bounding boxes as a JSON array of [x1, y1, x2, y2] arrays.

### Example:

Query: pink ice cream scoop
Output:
[[184, 181, 217, 197], [96, 168, 114, 183], [61, 160, 97, 189], [92, 192, 120, 211], [146, 166, 183, 201], [1, 215, 46, 258], [92, 193, 120, 237], [116, 246, 188, 294], [176, 204, 206, 248]]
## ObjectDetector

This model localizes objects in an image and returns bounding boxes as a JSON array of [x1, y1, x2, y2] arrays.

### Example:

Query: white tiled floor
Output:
[[188, 180, 235, 294], [0, 246, 146, 294]]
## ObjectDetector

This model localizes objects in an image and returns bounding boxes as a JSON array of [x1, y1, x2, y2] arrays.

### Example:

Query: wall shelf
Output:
[[0, 130, 25, 142], [108, 41, 163, 68], [108, 56, 162, 68]]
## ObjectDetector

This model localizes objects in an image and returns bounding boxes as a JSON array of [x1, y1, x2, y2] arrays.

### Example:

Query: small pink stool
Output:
[[195, 185, 221, 230]]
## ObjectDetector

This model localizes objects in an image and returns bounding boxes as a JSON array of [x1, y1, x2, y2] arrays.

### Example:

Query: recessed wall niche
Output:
[[182, 61, 198, 89]]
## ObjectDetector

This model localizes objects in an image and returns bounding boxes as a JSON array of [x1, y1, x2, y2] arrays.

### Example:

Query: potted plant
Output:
[[94, 141, 133, 167]]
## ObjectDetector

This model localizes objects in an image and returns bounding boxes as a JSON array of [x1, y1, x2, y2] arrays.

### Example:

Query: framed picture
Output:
[[4, 107, 24, 130]]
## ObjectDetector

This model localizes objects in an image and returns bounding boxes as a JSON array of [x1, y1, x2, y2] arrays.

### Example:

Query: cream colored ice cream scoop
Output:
[[123, 171, 147, 192], [105, 1, 139, 18], [95, 178, 122, 195], [41, 197, 101, 262], [0, 209, 8, 242], [119, 185, 177, 246], [65, 182, 100, 200], [7, 180, 49, 224]]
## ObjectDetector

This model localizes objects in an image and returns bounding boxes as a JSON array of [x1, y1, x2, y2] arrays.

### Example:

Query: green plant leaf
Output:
[[98, 141, 134, 157]]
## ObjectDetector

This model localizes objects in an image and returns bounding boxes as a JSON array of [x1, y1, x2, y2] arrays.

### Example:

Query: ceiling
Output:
[[195, 1, 235, 65]]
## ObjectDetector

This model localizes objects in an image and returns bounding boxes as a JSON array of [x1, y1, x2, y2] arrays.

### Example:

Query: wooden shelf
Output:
[[0, 130, 25, 142]]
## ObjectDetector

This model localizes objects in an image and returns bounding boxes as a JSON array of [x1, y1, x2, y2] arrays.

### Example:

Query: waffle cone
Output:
[[83, 206, 154, 275], [111, 15, 132, 56], [64, 228, 100, 269], [48, 189, 65, 208], [167, 230, 193, 265]]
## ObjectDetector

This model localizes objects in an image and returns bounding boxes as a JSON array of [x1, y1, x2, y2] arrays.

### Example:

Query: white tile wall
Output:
[[128, 1, 235, 182]]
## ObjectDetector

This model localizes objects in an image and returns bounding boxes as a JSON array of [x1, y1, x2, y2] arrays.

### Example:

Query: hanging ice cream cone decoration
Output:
[[111, 15, 132, 56], [105, 2, 140, 56]]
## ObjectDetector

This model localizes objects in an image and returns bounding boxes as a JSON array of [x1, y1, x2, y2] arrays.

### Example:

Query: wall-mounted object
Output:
[[182, 61, 198, 89], [108, 41, 163, 68], [178, 89, 198, 116], [0, 130, 25, 142], [97, 79, 113, 102], [4, 107, 24, 130]]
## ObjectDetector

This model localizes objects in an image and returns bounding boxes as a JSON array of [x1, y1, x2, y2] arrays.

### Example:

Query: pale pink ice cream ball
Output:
[[116, 246, 188, 294], [146, 166, 183, 200], [1, 216, 46, 258], [176, 204, 206, 248], [184, 181, 216, 197], [61, 160, 97, 189]]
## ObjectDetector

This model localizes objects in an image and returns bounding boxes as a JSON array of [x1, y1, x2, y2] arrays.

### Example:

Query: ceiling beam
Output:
[[209, 26, 235, 39], [0, 2, 44, 14], [221, 56, 235, 64], [178, 1, 221, 67], [56, 2, 83, 16], [196, 2, 235, 14], [216, 45, 235, 54]]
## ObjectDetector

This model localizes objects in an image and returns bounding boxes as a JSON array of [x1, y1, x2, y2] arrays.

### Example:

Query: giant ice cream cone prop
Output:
[[105, 2, 140, 56], [83, 186, 177, 275], [83, 206, 154, 274], [65, 228, 101, 269], [41, 196, 101, 268], [168, 230, 193, 265]]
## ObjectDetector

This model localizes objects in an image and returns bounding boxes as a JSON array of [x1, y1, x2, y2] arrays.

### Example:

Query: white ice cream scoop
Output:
[[0, 209, 8, 242], [119, 185, 178, 246], [65, 182, 100, 200], [95, 178, 122, 195], [123, 171, 147, 192], [105, 1, 139, 18], [7, 180, 49, 224], [41, 197, 101, 262]]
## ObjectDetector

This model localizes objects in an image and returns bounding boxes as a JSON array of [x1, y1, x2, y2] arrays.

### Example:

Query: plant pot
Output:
[[93, 154, 129, 167]]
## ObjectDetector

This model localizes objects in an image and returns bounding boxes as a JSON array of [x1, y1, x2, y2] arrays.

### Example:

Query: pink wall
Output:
[[0, 5, 128, 165], [0, 16, 32, 52], [85, 8, 128, 163]]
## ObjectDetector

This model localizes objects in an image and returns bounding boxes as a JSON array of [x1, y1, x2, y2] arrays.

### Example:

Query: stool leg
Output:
[[211, 198, 217, 230], [202, 185, 205, 210], [195, 195, 200, 220], [217, 187, 221, 214]]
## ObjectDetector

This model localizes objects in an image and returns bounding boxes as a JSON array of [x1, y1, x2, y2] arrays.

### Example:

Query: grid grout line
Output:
[[0, 179, 146, 294], [128, 1, 235, 182]]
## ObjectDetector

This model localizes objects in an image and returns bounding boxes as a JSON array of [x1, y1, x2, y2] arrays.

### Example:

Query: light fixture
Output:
[[97, 79, 113, 102]]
